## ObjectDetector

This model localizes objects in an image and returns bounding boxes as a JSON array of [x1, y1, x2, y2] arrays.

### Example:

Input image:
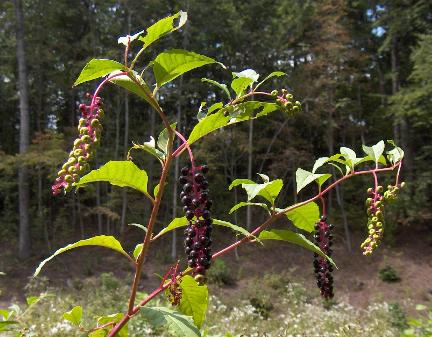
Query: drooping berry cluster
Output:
[[271, 89, 302, 115], [52, 96, 104, 195], [313, 216, 334, 299], [383, 182, 404, 201], [361, 186, 385, 255], [180, 164, 212, 285]]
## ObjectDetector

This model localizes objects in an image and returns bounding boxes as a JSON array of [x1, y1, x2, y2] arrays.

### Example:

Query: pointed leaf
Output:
[[129, 137, 165, 162], [153, 49, 217, 87], [362, 141, 385, 165], [296, 168, 330, 193], [255, 71, 286, 90], [133, 243, 143, 260], [177, 276, 208, 329], [158, 123, 177, 155], [74, 59, 125, 86], [212, 219, 258, 240], [139, 11, 187, 49], [229, 202, 269, 214], [387, 140, 404, 164], [232, 69, 259, 82], [63, 306, 83, 326], [202, 78, 231, 99], [76, 161, 150, 199], [188, 111, 230, 145], [258, 229, 336, 267], [34, 236, 130, 276], [157, 217, 189, 237], [312, 157, 329, 173], [286, 202, 319, 232], [231, 77, 254, 97], [208, 102, 223, 114], [128, 223, 147, 232], [118, 30, 144, 45], [97, 313, 128, 337], [140, 306, 200, 337], [109, 71, 154, 107], [228, 178, 255, 190]]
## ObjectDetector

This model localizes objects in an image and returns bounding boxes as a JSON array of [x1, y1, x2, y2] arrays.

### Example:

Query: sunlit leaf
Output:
[[296, 168, 331, 193], [158, 123, 177, 155], [74, 59, 125, 86], [34, 236, 130, 276], [362, 141, 386, 165], [285, 202, 319, 232], [109, 71, 154, 107], [202, 78, 231, 99], [133, 243, 143, 260], [63, 306, 83, 326], [177, 276, 208, 328], [229, 202, 269, 214], [129, 137, 165, 162]]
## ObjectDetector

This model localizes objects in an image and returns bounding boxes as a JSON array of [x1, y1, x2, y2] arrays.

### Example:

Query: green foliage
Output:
[[62, 306, 83, 326], [378, 265, 401, 283], [74, 59, 125, 86], [258, 229, 335, 267], [34, 236, 131, 276], [248, 291, 274, 319], [285, 202, 319, 232], [76, 161, 152, 200], [152, 49, 217, 87], [229, 174, 283, 205], [389, 303, 408, 331], [295, 168, 331, 193], [177, 276, 208, 329], [140, 306, 200, 337], [403, 304, 432, 337], [207, 260, 234, 286]]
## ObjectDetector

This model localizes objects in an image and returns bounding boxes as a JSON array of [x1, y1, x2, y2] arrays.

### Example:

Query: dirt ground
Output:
[[1, 224, 431, 310]]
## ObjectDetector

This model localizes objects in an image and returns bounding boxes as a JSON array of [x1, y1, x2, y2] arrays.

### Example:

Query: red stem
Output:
[[90, 72, 128, 108]]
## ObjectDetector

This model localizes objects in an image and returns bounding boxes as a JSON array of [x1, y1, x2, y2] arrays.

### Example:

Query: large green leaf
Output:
[[387, 140, 404, 164], [212, 219, 257, 239], [229, 202, 269, 214], [129, 137, 165, 162], [231, 77, 254, 97], [202, 78, 231, 99], [63, 306, 83, 326], [156, 217, 189, 238], [109, 71, 154, 107], [140, 306, 200, 337], [188, 111, 230, 145], [362, 141, 386, 165], [258, 229, 335, 267], [255, 71, 286, 90], [285, 202, 319, 232], [177, 276, 208, 328], [296, 168, 331, 193], [34, 236, 130, 276], [74, 59, 125, 86], [153, 49, 217, 87], [139, 11, 187, 49], [76, 161, 150, 199]]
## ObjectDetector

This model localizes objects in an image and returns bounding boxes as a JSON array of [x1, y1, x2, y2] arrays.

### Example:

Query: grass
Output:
[[1, 272, 406, 337]]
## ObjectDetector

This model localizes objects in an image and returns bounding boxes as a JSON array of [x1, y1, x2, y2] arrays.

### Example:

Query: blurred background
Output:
[[0, 1, 431, 336]]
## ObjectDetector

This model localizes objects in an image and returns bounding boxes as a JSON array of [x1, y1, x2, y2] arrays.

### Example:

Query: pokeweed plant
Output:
[[1, 10, 405, 337]]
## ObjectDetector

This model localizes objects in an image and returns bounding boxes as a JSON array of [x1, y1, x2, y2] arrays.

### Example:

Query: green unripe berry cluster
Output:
[[361, 186, 385, 255], [274, 89, 301, 115]]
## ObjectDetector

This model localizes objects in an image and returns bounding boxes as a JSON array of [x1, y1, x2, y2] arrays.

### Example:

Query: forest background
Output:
[[0, 0, 432, 335]]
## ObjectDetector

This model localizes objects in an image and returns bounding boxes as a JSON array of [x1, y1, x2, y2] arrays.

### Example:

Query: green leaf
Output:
[[232, 69, 259, 82], [312, 157, 329, 173], [255, 71, 286, 90], [74, 59, 125, 86], [212, 219, 257, 240], [0, 321, 19, 331], [208, 102, 223, 114], [286, 202, 319, 232], [139, 11, 187, 49], [296, 168, 331, 193], [76, 161, 151, 199], [229, 202, 269, 214], [229, 179, 255, 190], [362, 141, 386, 165], [177, 275, 208, 329], [133, 243, 143, 260], [140, 306, 200, 337], [63, 306, 82, 326], [258, 229, 336, 267], [153, 49, 217, 87], [188, 111, 230, 145], [109, 71, 154, 107], [97, 313, 128, 337], [340, 147, 360, 173], [231, 77, 254, 97], [129, 137, 165, 162], [88, 330, 107, 337], [157, 217, 189, 237], [0, 309, 10, 320], [153, 183, 161, 198], [158, 123, 177, 155], [34, 236, 130, 276], [202, 78, 231, 99], [387, 140, 404, 164], [26, 296, 39, 306]]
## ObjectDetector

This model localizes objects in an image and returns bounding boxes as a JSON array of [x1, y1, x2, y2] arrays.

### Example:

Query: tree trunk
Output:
[[14, 0, 31, 259]]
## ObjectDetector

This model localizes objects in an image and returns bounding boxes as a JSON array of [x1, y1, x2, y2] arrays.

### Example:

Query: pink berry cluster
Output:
[[180, 164, 212, 285], [313, 216, 334, 299], [361, 186, 385, 255], [272, 89, 302, 114], [52, 96, 104, 195]]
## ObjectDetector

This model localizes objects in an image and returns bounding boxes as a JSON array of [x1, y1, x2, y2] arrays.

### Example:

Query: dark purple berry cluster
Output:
[[180, 164, 213, 285], [313, 216, 334, 299], [52, 96, 104, 195]]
